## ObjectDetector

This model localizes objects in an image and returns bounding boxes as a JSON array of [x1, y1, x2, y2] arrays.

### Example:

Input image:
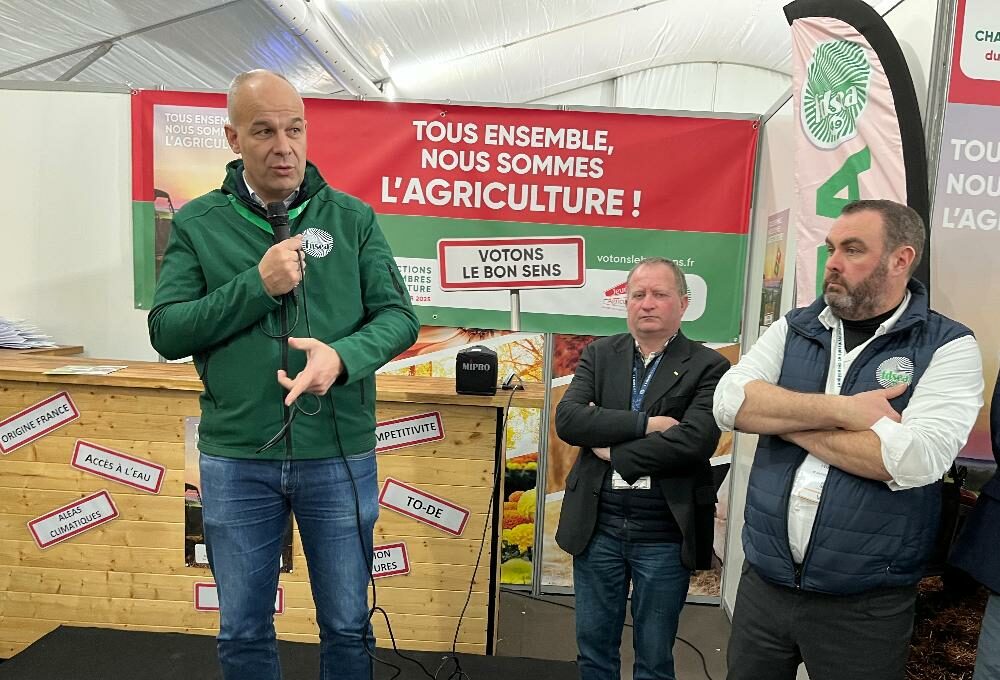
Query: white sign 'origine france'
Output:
[[372, 542, 410, 579], [71, 440, 166, 494], [28, 489, 119, 549], [375, 412, 444, 452], [378, 478, 470, 536], [194, 582, 285, 613], [0, 391, 80, 455]]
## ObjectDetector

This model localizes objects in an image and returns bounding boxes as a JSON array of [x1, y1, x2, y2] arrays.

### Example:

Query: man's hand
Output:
[[838, 382, 907, 430], [277, 337, 343, 406], [259, 236, 305, 297], [592, 446, 611, 461], [646, 415, 679, 435]]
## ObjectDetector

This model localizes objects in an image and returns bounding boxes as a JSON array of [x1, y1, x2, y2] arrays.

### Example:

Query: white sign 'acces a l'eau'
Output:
[[71, 440, 166, 494]]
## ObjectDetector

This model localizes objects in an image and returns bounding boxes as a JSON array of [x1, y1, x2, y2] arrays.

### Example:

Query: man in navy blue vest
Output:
[[714, 200, 984, 680], [950, 367, 1000, 679]]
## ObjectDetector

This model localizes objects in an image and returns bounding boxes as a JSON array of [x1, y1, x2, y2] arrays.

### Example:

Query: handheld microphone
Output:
[[266, 202, 290, 243], [266, 202, 297, 300]]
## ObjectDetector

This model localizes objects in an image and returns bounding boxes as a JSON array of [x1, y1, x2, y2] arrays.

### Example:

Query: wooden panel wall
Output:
[[0, 381, 499, 658]]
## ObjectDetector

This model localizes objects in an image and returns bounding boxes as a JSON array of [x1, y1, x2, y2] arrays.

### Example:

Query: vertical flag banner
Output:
[[785, 0, 928, 306], [929, 0, 1000, 460], [132, 92, 758, 342]]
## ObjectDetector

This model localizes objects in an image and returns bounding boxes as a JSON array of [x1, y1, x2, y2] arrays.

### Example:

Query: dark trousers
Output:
[[573, 532, 691, 680], [727, 565, 917, 680]]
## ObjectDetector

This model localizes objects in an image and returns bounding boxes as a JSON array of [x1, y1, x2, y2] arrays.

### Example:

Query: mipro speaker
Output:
[[455, 345, 498, 396]]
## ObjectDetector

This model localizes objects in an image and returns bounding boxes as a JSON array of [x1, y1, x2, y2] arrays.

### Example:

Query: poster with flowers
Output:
[[380, 326, 545, 585]]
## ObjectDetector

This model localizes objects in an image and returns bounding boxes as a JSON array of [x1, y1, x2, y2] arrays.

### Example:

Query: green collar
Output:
[[227, 195, 311, 236]]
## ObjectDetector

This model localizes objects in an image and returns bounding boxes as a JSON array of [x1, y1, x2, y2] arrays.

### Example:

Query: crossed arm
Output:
[[736, 380, 904, 480], [555, 342, 729, 482], [713, 319, 984, 486]]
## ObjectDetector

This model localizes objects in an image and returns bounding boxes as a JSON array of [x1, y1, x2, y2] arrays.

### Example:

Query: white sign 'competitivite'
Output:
[[71, 440, 166, 494], [378, 478, 470, 536], [194, 582, 284, 613], [372, 542, 410, 579], [376, 412, 444, 453], [28, 489, 119, 549], [437, 236, 585, 291], [0, 391, 80, 455]]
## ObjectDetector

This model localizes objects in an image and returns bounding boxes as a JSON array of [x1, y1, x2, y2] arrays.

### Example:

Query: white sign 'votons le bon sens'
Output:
[[437, 236, 585, 291], [379, 478, 471, 536]]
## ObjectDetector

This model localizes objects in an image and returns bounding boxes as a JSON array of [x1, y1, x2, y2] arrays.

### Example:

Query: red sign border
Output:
[[437, 236, 586, 290], [375, 411, 445, 453], [378, 477, 471, 536], [27, 489, 119, 550], [194, 582, 285, 614], [0, 391, 80, 455], [372, 541, 411, 579], [70, 439, 167, 494]]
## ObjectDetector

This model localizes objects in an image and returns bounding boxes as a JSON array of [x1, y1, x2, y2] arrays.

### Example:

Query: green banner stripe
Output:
[[379, 214, 746, 271], [133, 201, 155, 310], [381, 214, 749, 342]]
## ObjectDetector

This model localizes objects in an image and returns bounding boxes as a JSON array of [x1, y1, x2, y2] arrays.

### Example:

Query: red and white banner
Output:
[[929, 0, 1000, 459], [0, 391, 80, 454], [132, 91, 757, 340]]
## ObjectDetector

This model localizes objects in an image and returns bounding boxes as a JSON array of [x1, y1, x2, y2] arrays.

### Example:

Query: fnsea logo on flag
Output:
[[801, 40, 872, 149]]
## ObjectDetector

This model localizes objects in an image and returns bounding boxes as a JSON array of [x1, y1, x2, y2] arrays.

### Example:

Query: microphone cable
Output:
[[295, 258, 437, 680], [256, 234, 309, 454], [287, 250, 520, 680], [434, 383, 520, 680]]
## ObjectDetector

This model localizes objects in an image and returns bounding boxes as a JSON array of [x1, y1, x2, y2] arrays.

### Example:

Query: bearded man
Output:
[[713, 199, 984, 680]]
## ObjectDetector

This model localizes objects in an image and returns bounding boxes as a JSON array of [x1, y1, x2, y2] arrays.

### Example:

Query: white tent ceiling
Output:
[[0, 0, 900, 111]]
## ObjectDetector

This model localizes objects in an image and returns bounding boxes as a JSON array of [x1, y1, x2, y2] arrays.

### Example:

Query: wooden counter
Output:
[[0, 354, 542, 658], [0, 345, 85, 357]]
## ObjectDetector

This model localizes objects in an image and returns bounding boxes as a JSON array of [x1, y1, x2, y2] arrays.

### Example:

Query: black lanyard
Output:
[[631, 353, 664, 412]]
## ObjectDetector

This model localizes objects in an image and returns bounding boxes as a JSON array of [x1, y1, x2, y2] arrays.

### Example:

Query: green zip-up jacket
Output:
[[148, 161, 419, 460]]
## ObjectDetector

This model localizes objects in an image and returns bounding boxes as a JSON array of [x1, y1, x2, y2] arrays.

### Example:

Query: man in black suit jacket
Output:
[[555, 257, 729, 680], [950, 367, 1000, 679]]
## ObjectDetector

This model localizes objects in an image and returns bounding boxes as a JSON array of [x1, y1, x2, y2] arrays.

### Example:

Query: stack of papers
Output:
[[43, 365, 127, 376], [0, 317, 56, 349]]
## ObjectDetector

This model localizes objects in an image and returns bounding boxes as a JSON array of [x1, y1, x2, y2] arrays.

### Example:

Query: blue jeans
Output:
[[200, 450, 378, 680], [573, 532, 691, 680], [977, 593, 1000, 680]]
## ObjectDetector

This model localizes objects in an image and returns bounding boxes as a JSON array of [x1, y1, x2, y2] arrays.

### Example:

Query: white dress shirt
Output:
[[243, 171, 299, 209], [713, 292, 984, 562]]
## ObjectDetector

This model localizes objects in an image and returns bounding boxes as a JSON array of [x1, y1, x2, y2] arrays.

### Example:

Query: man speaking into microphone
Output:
[[148, 70, 418, 680]]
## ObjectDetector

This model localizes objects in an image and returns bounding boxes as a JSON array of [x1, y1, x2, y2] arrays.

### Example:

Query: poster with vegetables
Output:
[[380, 327, 544, 585]]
